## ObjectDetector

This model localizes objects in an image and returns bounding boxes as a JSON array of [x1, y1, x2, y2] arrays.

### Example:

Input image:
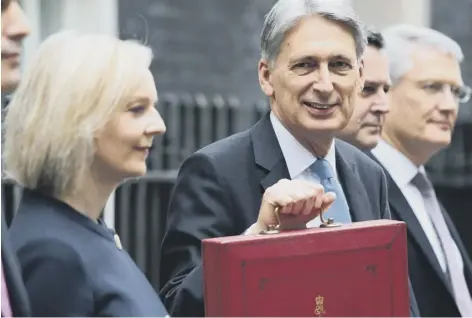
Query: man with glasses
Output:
[[426, 58, 472, 260], [369, 24, 472, 317]]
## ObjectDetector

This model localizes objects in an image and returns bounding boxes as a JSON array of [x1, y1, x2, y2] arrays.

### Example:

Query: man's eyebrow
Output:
[[289, 53, 354, 63], [288, 55, 316, 64], [329, 54, 354, 61], [364, 80, 390, 86]]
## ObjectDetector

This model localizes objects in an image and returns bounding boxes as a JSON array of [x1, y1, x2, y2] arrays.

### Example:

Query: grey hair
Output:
[[381, 24, 464, 85], [261, 0, 367, 65]]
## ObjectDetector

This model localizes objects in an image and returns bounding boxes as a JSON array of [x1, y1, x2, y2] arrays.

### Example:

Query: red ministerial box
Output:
[[203, 219, 409, 317]]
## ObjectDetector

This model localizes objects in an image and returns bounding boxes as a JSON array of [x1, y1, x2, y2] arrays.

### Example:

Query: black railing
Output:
[[149, 93, 269, 170], [1, 94, 269, 289]]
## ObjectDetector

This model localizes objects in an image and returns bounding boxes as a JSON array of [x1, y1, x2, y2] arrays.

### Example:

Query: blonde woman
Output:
[[3, 31, 168, 317]]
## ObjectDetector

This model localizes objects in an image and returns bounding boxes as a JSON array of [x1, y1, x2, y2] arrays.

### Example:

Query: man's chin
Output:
[[302, 117, 348, 134], [358, 135, 381, 151]]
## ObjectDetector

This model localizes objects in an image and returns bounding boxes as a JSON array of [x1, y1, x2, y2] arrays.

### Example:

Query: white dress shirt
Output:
[[270, 112, 338, 181], [372, 139, 464, 273], [271, 112, 344, 227], [244, 112, 344, 234]]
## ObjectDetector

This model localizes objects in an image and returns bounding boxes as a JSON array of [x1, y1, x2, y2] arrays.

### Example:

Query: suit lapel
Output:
[[260, 159, 291, 190], [334, 144, 373, 222], [389, 179, 451, 284], [442, 204, 472, 290], [367, 153, 454, 295], [251, 113, 290, 191], [253, 124, 374, 221]]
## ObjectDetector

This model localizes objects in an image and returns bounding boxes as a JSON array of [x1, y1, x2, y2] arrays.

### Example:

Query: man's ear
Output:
[[258, 59, 274, 97], [358, 58, 365, 92]]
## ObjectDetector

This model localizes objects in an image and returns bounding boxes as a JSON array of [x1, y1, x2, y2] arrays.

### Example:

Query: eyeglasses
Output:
[[420, 82, 471, 104]]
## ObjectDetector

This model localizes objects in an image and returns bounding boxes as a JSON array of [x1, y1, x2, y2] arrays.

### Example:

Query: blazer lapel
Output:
[[367, 154, 455, 295], [389, 178, 454, 295], [334, 145, 373, 222], [253, 127, 373, 221], [251, 113, 290, 191], [442, 204, 472, 290]]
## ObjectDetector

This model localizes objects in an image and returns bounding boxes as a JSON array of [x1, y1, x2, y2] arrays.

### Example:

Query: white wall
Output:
[[20, 0, 118, 57]]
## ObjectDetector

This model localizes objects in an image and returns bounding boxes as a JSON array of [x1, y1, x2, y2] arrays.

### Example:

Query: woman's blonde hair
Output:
[[3, 30, 154, 197]]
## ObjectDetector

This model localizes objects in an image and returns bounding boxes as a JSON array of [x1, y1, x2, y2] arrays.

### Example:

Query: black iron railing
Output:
[[1, 94, 269, 289]]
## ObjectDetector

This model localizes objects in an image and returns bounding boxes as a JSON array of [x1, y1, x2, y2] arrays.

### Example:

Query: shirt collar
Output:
[[371, 139, 425, 187], [270, 111, 336, 179]]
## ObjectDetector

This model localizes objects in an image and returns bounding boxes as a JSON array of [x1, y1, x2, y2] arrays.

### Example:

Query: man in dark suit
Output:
[[1, 0, 31, 316], [427, 118, 472, 257], [337, 29, 391, 151], [337, 28, 420, 317], [159, 0, 393, 316], [369, 24, 472, 317]]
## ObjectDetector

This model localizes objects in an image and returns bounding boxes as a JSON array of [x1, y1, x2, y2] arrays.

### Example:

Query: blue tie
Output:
[[309, 159, 352, 224]]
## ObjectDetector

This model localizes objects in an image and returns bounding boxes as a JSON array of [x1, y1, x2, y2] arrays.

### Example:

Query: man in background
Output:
[[1, 0, 31, 316], [337, 28, 421, 316], [426, 104, 472, 257], [371, 24, 472, 317], [337, 29, 390, 151]]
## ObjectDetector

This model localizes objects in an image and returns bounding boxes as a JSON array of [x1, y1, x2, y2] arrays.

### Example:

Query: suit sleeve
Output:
[[16, 238, 93, 316], [379, 168, 392, 220], [159, 152, 236, 317], [376, 165, 419, 317]]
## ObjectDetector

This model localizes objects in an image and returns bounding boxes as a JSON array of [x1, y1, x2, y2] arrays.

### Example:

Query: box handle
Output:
[[319, 212, 342, 228], [260, 207, 341, 235]]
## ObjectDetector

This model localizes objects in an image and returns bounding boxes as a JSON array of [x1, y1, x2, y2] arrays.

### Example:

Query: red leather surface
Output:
[[203, 220, 409, 317]]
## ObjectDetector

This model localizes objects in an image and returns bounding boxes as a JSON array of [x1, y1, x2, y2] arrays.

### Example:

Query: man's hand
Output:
[[251, 179, 336, 233]]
